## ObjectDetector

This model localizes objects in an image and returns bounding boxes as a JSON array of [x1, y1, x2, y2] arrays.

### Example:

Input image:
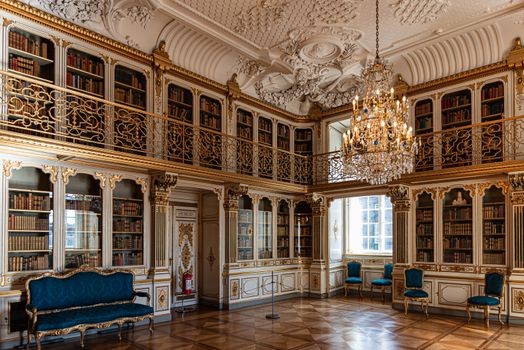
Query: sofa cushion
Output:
[[29, 271, 135, 311], [467, 296, 500, 306], [371, 279, 392, 286], [404, 289, 428, 299], [35, 303, 153, 332], [345, 277, 362, 284]]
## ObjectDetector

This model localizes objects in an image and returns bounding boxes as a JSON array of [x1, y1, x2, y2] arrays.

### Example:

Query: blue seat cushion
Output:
[[345, 277, 362, 284], [467, 296, 500, 306], [404, 289, 428, 299], [371, 279, 392, 286], [35, 303, 153, 332]]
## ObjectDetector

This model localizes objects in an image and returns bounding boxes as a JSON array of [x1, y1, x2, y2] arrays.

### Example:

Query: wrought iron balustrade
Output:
[[0, 71, 310, 185]]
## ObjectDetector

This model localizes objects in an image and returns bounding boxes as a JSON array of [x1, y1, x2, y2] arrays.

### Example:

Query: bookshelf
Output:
[[114, 65, 146, 110], [237, 108, 254, 175], [258, 116, 273, 179], [112, 179, 144, 266], [481, 81, 505, 163], [199, 95, 222, 169], [65, 174, 103, 268], [441, 89, 472, 168], [238, 195, 253, 261], [277, 200, 290, 259], [294, 201, 312, 258], [414, 99, 433, 171], [167, 83, 193, 164], [8, 167, 53, 272], [294, 128, 313, 156], [277, 123, 290, 151], [415, 192, 434, 263], [8, 27, 55, 83], [442, 188, 473, 264], [258, 198, 273, 259], [66, 48, 104, 97], [277, 123, 291, 182], [482, 185, 506, 266]]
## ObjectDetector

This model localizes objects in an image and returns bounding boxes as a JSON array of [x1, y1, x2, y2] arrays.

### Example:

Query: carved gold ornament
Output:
[[109, 174, 123, 189], [3, 160, 22, 177], [61, 167, 77, 185], [513, 289, 524, 312], [207, 247, 216, 270], [42, 165, 59, 183], [94, 172, 107, 188]]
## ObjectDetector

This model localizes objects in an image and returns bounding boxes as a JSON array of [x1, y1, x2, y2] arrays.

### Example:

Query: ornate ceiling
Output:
[[19, 0, 524, 114]]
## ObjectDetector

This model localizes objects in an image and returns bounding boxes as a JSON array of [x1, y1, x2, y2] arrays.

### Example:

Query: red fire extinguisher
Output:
[[182, 273, 193, 295]]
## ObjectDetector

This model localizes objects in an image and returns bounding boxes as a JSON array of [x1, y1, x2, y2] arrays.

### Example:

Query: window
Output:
[[346, 195, 392, 254]]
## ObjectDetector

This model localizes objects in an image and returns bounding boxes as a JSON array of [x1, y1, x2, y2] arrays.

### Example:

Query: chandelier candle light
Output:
[[342, 0, 418, 185]]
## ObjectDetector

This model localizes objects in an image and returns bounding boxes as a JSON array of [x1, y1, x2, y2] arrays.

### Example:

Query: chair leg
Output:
[[466, 303, 471, 323], [118, 322, 122, 341], [382, 287, 386, 304], [420, 300, 426, 317], [35, 334, 41, 350], [424, 300, 429, 319], [27, 331, 31, 350], [498, 305, 504, 325], [149, 316, 154, 335], [80, 330, 85, 348], [344, 285, 348, 297], [359, 284, 362, 299], [370, 285, 374, 301], [404, 299, 408, 315], [484, 307, 490, 328]]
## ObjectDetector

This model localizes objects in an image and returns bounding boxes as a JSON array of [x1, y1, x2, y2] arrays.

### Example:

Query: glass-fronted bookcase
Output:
[[238, 195, 254, 261]]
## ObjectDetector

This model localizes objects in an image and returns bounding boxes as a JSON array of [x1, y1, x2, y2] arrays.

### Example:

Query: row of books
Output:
[[277, 139, 290, 150], [113, 219, 143, 232], [444, 252, 472, 264], [483, 253, 505, 265], [483, 205, 504, 219], [200, 115, 221, 130], [415, 116, 432, 130], [296, 227, 312, 236], [65, 252, 100, 268], [295, 236, 312, 246], [9, 254, 50, 271], [259, 132, 272, 145], [114, 88, 145, 108], [277, 215, 289, 225], [416, 237, 433, 249], [416, 209, 433, 221], [239, 224, 253, 236], [168, 105, 191, 121], [258, 249, 272, 259], [416, 224, 433, 235], [113, 236, 143, 250], [8, 214, 49, 230], [239, 210, 253, 222], [10, 193, 51, 211], [9, 31, 50, 58], [67, 53, 103, 76], [296, 216, 310, 225], [295, 130, 312, 141], [277, 250, 290, 258], [259, 119, 272, 133], [295, 247, 312, 257], [415, 102, 432, 115], [237, 111, 253, 125], [238, 250, 253, 260], [417, 251, 433, 262], [481, 84, 504, 100], [481, 102, 504, 118], [443, 207, 471, 220], [277, 237, 290, 247], [294, 143, 312, 153], [9, 54, 43, 77], [65, 232, 101, 249], [168, 87, 189, 102], [277, 124, 289, 138], [237, 127, 252, 140], [442, 109, 471, 126], [238, 236, 253, 248], [443, 222, 472, 235], [277, 227, 289, 237], [8, 235, 49, 251], [113, 201, 142, 216], [483, 237, 505, 250], [66, 72, 104, 95], [113, 252, 143, 266], [66, 198, 101, 212], [441, 94, 470, 109], [200, 99, 220, 115], [115, 70, 144, 90], [444, 237, 472, 249], [484, 222, 505, 235]]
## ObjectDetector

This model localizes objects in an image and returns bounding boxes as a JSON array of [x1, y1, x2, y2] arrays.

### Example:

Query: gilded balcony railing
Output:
[[0, 71, 310, 185], [312, 115, 524, 185]]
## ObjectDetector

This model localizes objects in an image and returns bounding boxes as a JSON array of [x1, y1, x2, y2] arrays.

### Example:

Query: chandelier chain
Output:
[[376, 0, 380, 59]]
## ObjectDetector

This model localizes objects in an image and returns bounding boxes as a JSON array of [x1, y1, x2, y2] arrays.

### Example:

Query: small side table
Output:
[[175, 292, 197, 314]]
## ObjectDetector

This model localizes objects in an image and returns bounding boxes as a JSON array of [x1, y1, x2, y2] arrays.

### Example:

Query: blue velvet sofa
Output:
[[25, 267, 154, 349]]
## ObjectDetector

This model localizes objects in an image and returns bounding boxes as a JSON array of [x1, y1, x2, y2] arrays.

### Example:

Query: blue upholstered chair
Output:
[[344, 261, 362, 298], [467, 272, 505, 327], [403, 267, 429, 318], [371, 263, 393, 302]]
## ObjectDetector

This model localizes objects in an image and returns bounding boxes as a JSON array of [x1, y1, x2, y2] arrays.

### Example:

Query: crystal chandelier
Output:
[[342, 0, 417, 185]]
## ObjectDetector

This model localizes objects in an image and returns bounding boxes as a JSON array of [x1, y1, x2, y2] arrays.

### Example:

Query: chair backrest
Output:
[[484, 272, 504, 297], [404, 268, 424, 289], [384, 263, 394, 280], [27, 268, 135, 312], [347, 261, 361, 278]]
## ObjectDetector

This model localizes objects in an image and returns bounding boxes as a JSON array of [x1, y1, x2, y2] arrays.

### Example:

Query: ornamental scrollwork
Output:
[[109, 174, 123, 189], [94, 172, 107, 189], [42, 165, 59, 184], [151, 173, 178, 193], [387, 185, 411, 211], [510, 173, 524, 192], [223, 184, 248, 210], [3, 160, 22, 178], [61, 168, 77, 185], [306, 192, 327, 215], [135, 177, 148, 194]]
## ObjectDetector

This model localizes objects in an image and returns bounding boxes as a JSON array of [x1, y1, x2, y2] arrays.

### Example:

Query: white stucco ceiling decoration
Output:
[[393, 0, 450, 25], [237, 25, 366, 112]]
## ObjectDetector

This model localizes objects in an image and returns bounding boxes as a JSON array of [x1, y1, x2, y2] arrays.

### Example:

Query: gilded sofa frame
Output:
[[24, 266, 154, 350], [466, 271, 505, 327], [403, 267, 429, 318]]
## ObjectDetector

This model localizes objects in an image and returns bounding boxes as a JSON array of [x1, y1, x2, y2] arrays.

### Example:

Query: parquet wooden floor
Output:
[[39, 296, 524, 349]]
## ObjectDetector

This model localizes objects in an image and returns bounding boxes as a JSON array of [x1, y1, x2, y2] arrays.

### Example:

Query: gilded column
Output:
[[306, 193, 329, 297]]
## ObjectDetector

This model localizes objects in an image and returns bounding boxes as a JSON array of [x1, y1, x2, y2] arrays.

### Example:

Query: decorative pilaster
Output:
[[386, 185, 411, 265], [306, 192, 329, 297], [150, 173, 177, 271], [510, 173, 524, 270], [223, 183, 248, 263], [507, 37, 524, 114]]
